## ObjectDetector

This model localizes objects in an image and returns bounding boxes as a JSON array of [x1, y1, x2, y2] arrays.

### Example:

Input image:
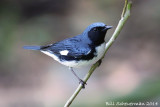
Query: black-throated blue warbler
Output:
[[23, 22, 112, 88]]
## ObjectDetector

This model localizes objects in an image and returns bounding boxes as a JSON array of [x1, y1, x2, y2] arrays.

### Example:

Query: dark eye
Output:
[[93, 28, 98, 32]]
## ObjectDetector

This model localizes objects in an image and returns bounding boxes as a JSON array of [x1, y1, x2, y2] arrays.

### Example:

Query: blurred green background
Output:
[[0, 0, 160, 107]]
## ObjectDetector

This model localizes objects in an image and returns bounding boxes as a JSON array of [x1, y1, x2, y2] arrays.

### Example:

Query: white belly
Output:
[[41, 43, 106, 68]]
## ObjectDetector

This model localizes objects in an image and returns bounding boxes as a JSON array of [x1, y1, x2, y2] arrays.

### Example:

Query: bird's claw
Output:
[[97, 59, 102, 67], [79, 79, 87, 89]]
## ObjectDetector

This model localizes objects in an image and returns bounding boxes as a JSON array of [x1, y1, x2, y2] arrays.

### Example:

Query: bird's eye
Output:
[[93, 28, 98, 32]]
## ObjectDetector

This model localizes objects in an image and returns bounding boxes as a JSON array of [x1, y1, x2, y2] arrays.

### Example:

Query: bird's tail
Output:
[[23, 46, 42, 50]]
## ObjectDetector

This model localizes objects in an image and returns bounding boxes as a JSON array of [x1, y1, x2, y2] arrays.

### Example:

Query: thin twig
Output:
[[121, 0, 128, 18], [64, 0, 132, 107]]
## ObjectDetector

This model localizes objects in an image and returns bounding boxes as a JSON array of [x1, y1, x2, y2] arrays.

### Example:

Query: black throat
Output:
[[88, 30, 106, 46]]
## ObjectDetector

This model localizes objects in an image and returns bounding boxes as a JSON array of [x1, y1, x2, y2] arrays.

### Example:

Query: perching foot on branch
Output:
[[97, 59, 102, 67], [79, 79, 87, 89], [69, 67, 87, 89]]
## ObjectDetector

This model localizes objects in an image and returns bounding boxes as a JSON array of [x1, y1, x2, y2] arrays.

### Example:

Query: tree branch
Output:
[[64, 1, 132, 107]]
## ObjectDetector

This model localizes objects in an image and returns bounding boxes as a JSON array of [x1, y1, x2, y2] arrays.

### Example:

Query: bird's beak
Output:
[[102, 25, 112, 31], [106, 26, 113, 29]]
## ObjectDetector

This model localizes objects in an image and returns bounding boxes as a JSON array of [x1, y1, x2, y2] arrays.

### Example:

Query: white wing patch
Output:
[[59, 50, 69, 56]]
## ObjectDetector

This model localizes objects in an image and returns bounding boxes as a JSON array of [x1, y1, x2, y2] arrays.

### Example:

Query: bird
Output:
[[23, 22, 112, 88]]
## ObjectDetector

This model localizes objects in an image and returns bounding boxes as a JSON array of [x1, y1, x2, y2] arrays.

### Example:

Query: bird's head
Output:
[[83, 22, 112, 45]]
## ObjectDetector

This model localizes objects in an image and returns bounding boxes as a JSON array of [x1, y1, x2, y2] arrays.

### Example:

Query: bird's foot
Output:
[[97, 59, 102, 67], [79, 79, 87, 89]]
